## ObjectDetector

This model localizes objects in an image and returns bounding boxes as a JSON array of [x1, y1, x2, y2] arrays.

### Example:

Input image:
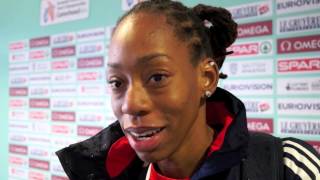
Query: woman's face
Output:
[[107, 13, 204, 162]]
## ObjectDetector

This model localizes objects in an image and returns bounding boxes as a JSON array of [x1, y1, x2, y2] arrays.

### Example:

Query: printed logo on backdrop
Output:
[[278, 118, 320, 136], [29, 49, 50, 61], [9, 156, 28, 167], [30, 36, 50, 48], [78, 84, 105, 96], [29, 171, 50, 180], [29, 110, 50, 121], [278, 34, 320, 54], [77, 56, 104, 69], [77, 42, 104, 56], [277, 98, 320, 116], [29, 73, 51, 85], [8, 133, 27, 143], [77, 125, 103, 136], [9, 122, 31, 132], [227, 40, 273, 57], [29, 86, 50, 97], [29, 61, 51, 73], [238, 20, 273, 38], [77, 98, 106, 110], [9, 87, 28, 97], [9, 40, 28, 51], [29, 98, 50, 109], [52, 175, 69, 180], [77, 70, 104, 82], [76, 28, 105, 42], [51, 98, 76, 110], [242, 98, 274, 115], [9, 166, 28, 178], [307, 141, 320, 154], [9, 110, 28, 121], [51, 124, 75, 135], [51, 32, 76, 46], [51, 58, 76, 71], [9, 98, 28, 108], [9, 52, 28, 63], [228, 0, 272, 21], [52, 72, 76, 84], [77, 111, 105, 123], [9, 76, 28, 86], [222, 79, 273, 95], [51, 85, 77, 96], [52, 111, 76, 122], [51, 161, 66, 175], [31, 122, 51, 134], [40, 0, 89, 26], [28, 134, 51, 146], [276, 0, 320, 14], [29, 159, 50, 170], [277, 57, 320, 74], [277, 13, 320, 35], [277, 77, 320, 95], [51, 137, 75, 148], [222, 59, 273, 77], [9, 63, 30, 74], [29, 146, 50, 159], [9, 144, 28, 155], [247, 118, 273, 134], [52, 46, 76, 58]]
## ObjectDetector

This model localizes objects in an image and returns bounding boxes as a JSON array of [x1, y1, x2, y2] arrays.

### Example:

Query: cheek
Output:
[[110, 97, 126, 130], [167, 75, 199, 107], [156, 77, 200, 123], [110, 95, 122, 118]]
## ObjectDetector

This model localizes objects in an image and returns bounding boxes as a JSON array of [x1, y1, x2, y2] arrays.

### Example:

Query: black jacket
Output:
[[56, 88, 320, 180]]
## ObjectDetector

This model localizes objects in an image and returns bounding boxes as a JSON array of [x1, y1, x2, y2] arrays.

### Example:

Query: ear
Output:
[[198, 58, 219, 96]]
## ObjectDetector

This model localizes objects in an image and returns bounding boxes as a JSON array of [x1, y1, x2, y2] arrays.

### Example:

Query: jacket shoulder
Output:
[[282, 137, 320, 180], [55, 121, 124, 180]]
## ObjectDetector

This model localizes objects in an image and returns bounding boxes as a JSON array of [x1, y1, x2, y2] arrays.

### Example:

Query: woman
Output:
[[56, 0, 320, 179]]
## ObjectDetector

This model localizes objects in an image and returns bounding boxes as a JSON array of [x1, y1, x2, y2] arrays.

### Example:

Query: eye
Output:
[[148, 73, 168, 87], [107, 79, 123, 90]]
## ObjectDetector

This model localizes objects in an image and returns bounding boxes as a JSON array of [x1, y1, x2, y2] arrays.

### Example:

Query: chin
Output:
[[136, 151, 166, 163]]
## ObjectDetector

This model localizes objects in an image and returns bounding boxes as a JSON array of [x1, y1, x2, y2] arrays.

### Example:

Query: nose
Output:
[[121, 82, 151, 116]]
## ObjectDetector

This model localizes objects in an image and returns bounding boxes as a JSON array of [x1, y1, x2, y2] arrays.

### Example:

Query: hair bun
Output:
[[192, 4, 237, 56]]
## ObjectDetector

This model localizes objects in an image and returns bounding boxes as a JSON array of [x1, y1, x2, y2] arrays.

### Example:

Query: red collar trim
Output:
[[206, 101, 234, 155], [106, 136, 136, 178]]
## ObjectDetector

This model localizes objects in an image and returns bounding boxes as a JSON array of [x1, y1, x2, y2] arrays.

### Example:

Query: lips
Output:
[[127, 127, 163, 140], [125, 127, 165, 152]]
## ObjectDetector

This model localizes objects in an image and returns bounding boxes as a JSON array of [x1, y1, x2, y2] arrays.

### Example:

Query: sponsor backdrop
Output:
[[0, 0, 319, 179]]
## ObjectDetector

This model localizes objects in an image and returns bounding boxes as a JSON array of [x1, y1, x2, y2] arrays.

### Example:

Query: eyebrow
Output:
[[107, 53, 170, 68]]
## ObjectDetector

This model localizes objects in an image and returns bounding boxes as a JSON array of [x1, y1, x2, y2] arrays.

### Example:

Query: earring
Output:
[[209, 61, 215, 67], [205, 90, 212, 98]]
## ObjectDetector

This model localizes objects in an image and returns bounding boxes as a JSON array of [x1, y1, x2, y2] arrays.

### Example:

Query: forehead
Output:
[[108, 12, 187, 64]]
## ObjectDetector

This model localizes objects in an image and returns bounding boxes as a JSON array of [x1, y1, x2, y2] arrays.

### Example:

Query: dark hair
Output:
[[115, 0, 237, 78]]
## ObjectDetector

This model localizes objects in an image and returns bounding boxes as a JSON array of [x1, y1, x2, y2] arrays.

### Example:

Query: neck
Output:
[[156, 107, 214, 178]]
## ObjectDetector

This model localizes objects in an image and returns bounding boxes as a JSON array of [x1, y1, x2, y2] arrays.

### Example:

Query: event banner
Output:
[[40, 0, 89, 26], [7, 0, 320, 179], [221, 0, 320, 150], [8, 27, 114, 179]]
